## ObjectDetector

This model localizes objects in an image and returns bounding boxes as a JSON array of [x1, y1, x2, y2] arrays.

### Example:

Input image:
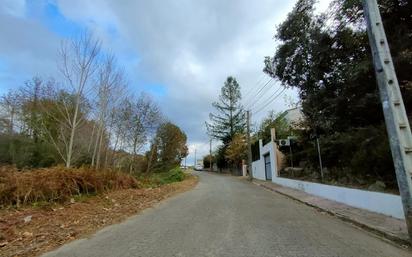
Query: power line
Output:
[[243, 77, 274, 109], [242, 73, 266, 100], [243, 76, 272, 107], [245, 78, 274, 107], [249, 83, 283, 111], [251, 87, 287, 116]]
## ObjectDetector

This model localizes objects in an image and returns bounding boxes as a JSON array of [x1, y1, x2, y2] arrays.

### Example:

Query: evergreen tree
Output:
[[206, 76, 245, 144]]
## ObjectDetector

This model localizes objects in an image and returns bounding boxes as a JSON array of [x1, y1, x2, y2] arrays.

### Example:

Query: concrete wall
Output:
[[272, 176, 404, 219], [251, 135, 404, 219], [252, 140, 277, 181], [252, 159, 265, 180]]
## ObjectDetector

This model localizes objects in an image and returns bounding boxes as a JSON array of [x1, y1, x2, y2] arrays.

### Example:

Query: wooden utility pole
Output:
[[209, 139, 212, 172], [363, 0, 412, 240], [246, 110, 253, 180]]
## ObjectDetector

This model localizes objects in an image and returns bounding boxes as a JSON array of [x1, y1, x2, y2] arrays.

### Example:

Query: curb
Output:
[[253, 181, 410, 248]]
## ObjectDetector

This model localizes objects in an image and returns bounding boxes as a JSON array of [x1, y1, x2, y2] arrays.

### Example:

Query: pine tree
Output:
[[206, 76, 245, 144]]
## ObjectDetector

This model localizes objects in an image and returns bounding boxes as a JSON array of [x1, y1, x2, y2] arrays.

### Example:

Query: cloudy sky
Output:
[[0, 0, 331, 163]]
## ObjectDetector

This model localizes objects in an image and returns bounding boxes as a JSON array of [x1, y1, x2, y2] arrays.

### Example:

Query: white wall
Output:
[[272, 176, 404, 219], [252, 140, 277, 180], [251, 136, 404, 219], [252, 159, 265, 180]]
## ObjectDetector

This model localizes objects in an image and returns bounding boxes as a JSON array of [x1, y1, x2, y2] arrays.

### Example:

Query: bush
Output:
[[288, 124, 397, 189], [158, 167, 185, 184], [139, 167, 186, 187], [0, 134, 59, 168], [0, 166, 139, 207]]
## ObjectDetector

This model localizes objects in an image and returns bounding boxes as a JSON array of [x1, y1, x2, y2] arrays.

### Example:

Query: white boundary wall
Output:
[[272, 176, 404, 219], [251, 139, 405, 219]]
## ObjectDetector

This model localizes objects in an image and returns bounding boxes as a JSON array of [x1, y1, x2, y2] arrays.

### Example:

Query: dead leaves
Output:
[[0, 175, 198, 257]]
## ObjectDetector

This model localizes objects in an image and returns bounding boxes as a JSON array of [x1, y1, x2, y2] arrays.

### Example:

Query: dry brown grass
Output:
[[0, 174, 198, 257], [0, 166, 139, 207]]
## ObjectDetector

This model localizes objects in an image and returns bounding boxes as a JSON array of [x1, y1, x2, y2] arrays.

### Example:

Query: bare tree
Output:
[[58, 32, 101, 167], [109, 95, 133, 170], [124, 94, 162, 173], [0, 90, 20, 135], [18, 77, 57, 141], [91, 55, 126, 169]]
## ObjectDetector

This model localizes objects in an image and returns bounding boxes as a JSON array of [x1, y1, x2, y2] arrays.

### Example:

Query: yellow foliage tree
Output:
[[225, 133, 247, 168]]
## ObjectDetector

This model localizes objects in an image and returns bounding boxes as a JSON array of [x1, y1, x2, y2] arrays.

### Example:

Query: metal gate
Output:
[[264, 154, 272, 180]]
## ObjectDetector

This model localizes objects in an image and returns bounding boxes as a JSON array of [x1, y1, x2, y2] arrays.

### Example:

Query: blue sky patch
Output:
[[30, 1, 84, 38]]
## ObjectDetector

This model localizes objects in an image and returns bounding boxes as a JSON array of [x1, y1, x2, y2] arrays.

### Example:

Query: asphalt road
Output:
[[43, 172, 411, 257]]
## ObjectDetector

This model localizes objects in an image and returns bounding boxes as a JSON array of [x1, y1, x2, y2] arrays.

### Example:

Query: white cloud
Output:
[[0, 0, 333, 158], [0, 0, 26, 18], [52, 0, 306, 157]]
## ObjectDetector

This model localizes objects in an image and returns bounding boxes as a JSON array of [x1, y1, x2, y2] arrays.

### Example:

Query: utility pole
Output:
[[194, 148, 197, 167], [363, 0, 412, 240], [246, 110, 253, 180], [209, 139, 212, 172]]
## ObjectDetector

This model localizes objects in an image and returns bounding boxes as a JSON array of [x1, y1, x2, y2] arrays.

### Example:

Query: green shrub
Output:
[[157, 167, 185, 184], [0, 134, 59, 168], [138, 167, 186, 187], [289, 124, 397, 188]]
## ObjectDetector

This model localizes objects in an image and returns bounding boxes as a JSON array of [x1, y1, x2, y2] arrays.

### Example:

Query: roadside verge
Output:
[[0, 174, 198, 257]]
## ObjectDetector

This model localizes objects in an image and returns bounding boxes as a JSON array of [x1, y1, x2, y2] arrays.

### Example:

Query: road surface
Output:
[[43, 172, 411, 257]]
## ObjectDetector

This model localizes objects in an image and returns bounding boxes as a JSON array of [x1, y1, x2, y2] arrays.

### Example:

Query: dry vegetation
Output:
[[0, 170, 198, 257], [0, 166, 139, 207]]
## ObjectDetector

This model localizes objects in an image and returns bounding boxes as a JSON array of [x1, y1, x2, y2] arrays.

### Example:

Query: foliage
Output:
[[214, 145, 228, 170], [206, 76, 245, 144], [0, 34, 169, 173], [203, 154, 214, 168], [156, 122, 188, 169], [0, 134, 58, 168], [257, 111, 290, 144], [0, 30, 183, 176], [225, 133, 247, 167], [121, 94, 162, 173], [0, 166, 138, 207], [138, 167, 186, 187], [263, 0, 412, 187]]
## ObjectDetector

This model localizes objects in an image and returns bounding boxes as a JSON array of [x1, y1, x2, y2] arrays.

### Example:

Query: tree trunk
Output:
[[146, 140, 157, 173], [66, 97, 80, 168]]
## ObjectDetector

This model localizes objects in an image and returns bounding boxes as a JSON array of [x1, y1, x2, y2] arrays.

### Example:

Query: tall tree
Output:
[[124, 94, 162, 173], [206, 76, 245, 144], [59, 32, 101, 167], [91, 55, 126, 169], [39, 88, 91, 166], [153, 122, 188, 170], [263, 0, 412, 185]]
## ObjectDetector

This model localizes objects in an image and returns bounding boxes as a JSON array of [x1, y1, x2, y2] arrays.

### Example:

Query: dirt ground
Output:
[[0, 175, 198, 257]]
